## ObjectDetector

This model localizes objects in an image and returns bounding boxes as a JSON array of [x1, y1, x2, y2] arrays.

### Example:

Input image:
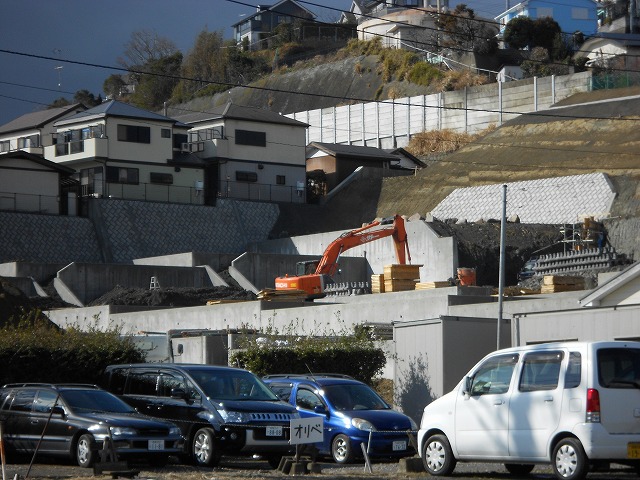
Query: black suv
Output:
[[101, 364, 298, 467], [0, 383, 183, 467]]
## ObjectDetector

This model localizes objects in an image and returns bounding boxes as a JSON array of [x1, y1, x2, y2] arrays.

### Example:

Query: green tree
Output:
[[130, 51, 183, 110], [172, 29, 226, 102], [103, 74, 127, 99], [531, 17, 562, 56], [119, 29, 181, 110], [504, 16, 535, 50], [74, 89, 101, 107]]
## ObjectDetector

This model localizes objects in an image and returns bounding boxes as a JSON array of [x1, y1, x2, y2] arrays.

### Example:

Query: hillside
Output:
[[166, 54, 453, 117]]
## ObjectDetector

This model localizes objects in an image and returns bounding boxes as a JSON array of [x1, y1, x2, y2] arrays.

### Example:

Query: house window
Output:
[[150, 172, 174, 185], [235, 129, 266, 147], [117, 124, 151, 143], [161, 128, 171, 138], [276, 175, 286, 185], [572, 7, 588, 19], [106, 166, 139, 184], [1, 140, 10, 152], [80, 167, 104, 195], [236, 171, 258, 182], [174, 133, 187, 149]]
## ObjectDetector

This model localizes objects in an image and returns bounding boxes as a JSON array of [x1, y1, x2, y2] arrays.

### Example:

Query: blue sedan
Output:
[[263, 374, 417, 463]]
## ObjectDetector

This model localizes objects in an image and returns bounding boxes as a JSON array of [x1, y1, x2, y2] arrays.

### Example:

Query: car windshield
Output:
[[189, 369, 280, 401], [61, 389, 136, 414], [324, 384, 390, 411]]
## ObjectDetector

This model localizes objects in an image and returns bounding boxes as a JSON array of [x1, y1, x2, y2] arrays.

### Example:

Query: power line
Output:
[[3, 48, 639, 126]]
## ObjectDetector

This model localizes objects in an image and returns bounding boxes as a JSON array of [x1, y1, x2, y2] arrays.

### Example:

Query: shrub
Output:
[[0, 317, 145, 385], [230, 321, 386, 384]]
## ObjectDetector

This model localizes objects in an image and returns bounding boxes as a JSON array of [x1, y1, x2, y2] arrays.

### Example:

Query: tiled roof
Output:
[[174, 103, 307, 127], [430, 173, 616, 224], [0, 104, 85, 134], [54, 100, 178, 126], [308, 142, 401, 160]]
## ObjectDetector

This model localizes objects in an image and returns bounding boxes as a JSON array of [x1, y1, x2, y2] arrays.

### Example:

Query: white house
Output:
[[173, 103, 309, 204], [0, 104, 86, 156], [44, 100, 202, 205]]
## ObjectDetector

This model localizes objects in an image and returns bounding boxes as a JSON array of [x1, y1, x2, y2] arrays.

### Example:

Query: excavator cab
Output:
[[296, 260, 320, 276]]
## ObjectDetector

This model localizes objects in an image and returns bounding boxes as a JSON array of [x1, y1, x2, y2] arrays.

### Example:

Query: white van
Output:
[[417, 341, 640, 480]]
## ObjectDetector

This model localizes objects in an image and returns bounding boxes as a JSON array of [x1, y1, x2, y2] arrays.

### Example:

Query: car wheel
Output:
[[331, 434, 354, 464], [505, 463, 535, 475], [552, 437, 588, 480], [192, 427, 221, 467], [422, 433, 456, 476], [76, 433, 97, 468]]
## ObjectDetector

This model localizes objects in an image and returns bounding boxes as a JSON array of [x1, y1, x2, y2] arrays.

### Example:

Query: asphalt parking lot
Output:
[[4, 457, 640, 480]]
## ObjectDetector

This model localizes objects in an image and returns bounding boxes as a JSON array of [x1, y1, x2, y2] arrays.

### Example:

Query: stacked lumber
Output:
[[371, 274, 385, 293], [540, 275, 586, 293], [383, 264, 421, 292], [256, 288, 308, 301], [415, 281, 451, 290]]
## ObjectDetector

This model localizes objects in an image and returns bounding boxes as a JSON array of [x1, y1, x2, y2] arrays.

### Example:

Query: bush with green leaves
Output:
[[0, 316, 145, 385], [230, 320, 386, 385]]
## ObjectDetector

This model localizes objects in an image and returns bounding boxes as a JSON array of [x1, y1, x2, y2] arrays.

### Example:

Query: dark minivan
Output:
[[101, 364, 298, 467]]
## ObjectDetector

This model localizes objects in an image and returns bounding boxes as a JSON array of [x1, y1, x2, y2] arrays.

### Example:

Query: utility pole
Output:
[[497, 184, 507, 349]]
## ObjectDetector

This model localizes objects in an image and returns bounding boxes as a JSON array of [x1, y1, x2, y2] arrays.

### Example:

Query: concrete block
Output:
[[307, 462, 322, 474], [398, 456, 425, 473], [289, 462, 307, 475]]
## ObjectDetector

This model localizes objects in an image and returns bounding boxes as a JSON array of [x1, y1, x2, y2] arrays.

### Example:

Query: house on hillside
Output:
[[232, 0, 316, 50], [495, 0, 598, 41], [0, 151, 78, 215], [41, 100, 204, 205], [305, 142, 420, 194], [574, 33, 640, 69], [0, 104, 86, 156], [173, 103, 309, 204], [349, 0, 449, 22]]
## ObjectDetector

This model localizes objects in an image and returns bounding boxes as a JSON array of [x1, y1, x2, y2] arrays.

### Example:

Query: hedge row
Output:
[[0, 321, 145, 385], [231, 343, 386, 384]]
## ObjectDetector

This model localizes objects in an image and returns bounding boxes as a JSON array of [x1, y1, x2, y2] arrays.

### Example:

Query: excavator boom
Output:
[[274, 215, 411, 298]]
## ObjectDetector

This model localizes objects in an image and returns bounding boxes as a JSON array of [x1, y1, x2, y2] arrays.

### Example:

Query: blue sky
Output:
[[0, 0, 504, 126]]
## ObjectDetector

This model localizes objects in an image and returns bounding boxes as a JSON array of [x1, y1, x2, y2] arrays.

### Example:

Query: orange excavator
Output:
[[274, 214, 411, 299]]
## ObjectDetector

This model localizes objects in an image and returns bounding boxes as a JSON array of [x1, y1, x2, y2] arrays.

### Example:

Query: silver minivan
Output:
[[418, 341, 640, 480]]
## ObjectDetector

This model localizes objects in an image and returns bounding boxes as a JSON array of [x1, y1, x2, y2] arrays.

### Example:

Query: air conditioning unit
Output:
[[181, 143, 190, 152]]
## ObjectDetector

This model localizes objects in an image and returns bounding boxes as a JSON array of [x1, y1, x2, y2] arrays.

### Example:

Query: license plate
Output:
[[148, 440, 164, 451], [266, 426, 283, 437], [628, 443, 640, 458], [392, 440, 407, 451]]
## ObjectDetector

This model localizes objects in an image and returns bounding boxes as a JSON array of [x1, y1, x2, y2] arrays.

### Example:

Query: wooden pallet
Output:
[[383, 264, 421, 280], [415, 281, 451, 289], [384, 279, 417, 292]]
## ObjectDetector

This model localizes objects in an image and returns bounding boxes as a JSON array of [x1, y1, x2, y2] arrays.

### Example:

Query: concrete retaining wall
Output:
[[251, 220, 457, 283], [55, 263, 216, 306], [133, 252, 236, 270], [288, 72, 594, 146], [231, 252, 369, 293], [0, 262, 66, 283]]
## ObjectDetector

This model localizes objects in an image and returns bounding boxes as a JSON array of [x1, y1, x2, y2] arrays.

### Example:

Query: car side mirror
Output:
[[314, 405, 328, 416], [170, 387, 187, 399], [52, 405, 65, 415], [463, 376, 473, 396]]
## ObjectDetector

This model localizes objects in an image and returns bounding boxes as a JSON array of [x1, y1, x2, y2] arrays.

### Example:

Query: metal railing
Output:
[[0, 191, 61, 214], [590, 72, 640, 91], [220, 180, 306, 204], [83, 183, 206, 206]]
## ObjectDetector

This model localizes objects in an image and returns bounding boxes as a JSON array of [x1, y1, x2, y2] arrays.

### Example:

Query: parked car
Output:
[[100, 364, 298, 468], [262, 374, 417, 463], [0, 383, 183, 468], [517, 256, 538, 282], [418, 341, 640, 480]]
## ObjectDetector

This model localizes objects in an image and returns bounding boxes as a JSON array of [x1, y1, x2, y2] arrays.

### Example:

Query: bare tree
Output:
[[118, 29, 179, 69]]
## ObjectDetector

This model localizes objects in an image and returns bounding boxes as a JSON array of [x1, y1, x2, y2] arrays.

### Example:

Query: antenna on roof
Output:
[[305, 363, 317, 382]]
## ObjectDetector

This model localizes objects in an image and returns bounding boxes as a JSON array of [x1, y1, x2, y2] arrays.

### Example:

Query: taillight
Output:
[[586, 388, 601, 423]]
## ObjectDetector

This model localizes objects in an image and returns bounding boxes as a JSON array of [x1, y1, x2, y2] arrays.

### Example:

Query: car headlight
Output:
[[169, 426, 182, 436], [409, 418, 418, 431], [219, 411, 252, 423], [351, 418, 376, 432], [111, 427, 137, 436]]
